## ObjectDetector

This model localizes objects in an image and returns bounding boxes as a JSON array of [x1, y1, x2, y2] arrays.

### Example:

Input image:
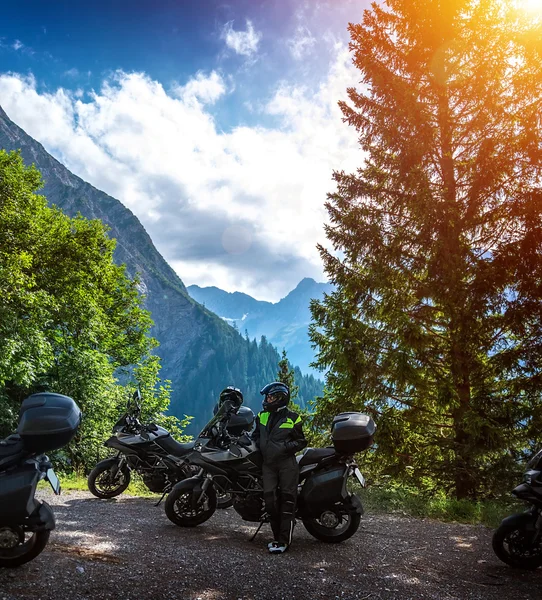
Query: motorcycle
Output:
[[492, 448, 542, 570], [87, 390, 254, 508], [165, 405, 375, 544], [0, 393, 81, 567]]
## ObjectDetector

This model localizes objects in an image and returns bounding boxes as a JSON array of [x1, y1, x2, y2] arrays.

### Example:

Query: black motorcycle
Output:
[[0, 393, 81, 567], [87, 390, 254, 508], [165, 408, 375, 544], [493, 448, 542, 570]]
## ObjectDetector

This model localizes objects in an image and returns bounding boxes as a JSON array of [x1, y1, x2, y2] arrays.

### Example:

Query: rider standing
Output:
[[252, 382, 307, 553]]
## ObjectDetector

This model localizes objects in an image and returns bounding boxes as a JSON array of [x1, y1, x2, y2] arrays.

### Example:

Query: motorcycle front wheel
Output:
[[88, 459, 131, 499], [0, 527, 50, 568], [165, 484, 217, 527], [302, 508, 361, 543], [492, 513, 542, 570]]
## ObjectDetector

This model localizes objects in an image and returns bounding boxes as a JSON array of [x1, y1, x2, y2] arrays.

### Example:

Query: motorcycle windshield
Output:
[[198, 399, 237, 438]]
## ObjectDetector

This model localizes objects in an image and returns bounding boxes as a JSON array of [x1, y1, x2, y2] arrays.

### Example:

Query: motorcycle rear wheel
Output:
[[0, 528, 50, 568], [165, 485, 217, 527], [88, 459, 131, 499], [302, 509, 361, 543], [492, 514, 542, 570]]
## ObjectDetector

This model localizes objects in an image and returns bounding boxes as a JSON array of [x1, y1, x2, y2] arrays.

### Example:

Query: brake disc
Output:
[[319, 511, 340, 528], [0, 526, 24, 549]]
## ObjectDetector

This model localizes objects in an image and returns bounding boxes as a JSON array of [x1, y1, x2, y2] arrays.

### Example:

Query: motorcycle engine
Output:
[[142, 474, 167, 493], [232, 492, 264, 522]]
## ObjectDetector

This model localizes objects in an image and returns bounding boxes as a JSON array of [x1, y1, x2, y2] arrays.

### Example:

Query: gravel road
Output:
[[0, 491, 540, 600]]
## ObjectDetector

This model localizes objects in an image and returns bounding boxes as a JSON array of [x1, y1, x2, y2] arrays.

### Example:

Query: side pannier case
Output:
[[331, 412, 376, 455], [17, 393, 82, 453]]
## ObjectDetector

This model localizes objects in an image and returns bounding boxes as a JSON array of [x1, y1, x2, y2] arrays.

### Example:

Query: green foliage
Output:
[[276, 349, 300, 400], [358, 479, 523, 528], [310, 1, 542, 499], [0, 150, 188, 468]]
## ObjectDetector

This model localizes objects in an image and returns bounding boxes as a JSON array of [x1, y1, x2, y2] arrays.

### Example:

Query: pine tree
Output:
[[276, 349, 299, 401], [310, 0, 542, 498]]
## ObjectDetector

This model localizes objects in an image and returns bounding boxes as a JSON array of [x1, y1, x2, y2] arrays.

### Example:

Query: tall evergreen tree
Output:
[[277, 349, 299, 401], [310, 0, 542, 498]]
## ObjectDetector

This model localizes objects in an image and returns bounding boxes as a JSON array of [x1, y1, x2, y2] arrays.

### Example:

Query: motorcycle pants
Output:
[[262, 455, 299, 545]]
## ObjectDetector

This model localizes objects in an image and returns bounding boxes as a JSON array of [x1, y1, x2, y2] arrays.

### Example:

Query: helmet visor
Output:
[[265, 393, 282, 404]]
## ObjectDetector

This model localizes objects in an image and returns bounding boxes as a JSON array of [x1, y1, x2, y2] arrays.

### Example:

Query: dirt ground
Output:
[[0, 491, 540, 600]]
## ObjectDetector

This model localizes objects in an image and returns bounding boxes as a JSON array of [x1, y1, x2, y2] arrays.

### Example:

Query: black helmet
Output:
[[260, 381, 290, 412], [217, 386, 244, 412]]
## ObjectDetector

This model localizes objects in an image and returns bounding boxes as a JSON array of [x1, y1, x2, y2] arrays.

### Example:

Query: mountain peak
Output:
[[295, 277, 317, 289], [0, 105, 8, 121]]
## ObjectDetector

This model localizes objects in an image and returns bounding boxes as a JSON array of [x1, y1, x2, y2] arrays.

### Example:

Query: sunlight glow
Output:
[[520, 0, 542, 14]]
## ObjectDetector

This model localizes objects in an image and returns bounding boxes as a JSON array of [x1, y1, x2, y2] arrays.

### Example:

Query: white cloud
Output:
[[0, 45, 360, 301], [220, 20, 262, 57], [287, 26, 316, 61], [64, 68, 80, 78], [13, 40, 24, 51], [174, 71, 226, 105]]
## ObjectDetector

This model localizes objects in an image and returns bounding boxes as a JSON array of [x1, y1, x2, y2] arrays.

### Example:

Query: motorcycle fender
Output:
[[347, 493, 364, 515], [25, 501, 56, 531], [170, 476, 207, 511], [36, 501, 56, 531], [499, 511, 537, 530], [170, 475, 204, 496]]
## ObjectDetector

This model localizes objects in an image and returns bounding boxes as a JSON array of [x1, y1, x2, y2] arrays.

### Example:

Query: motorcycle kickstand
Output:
[[154, 486, 172, 507], [250, 513, 269, 542], [250, 521, 265, 542]]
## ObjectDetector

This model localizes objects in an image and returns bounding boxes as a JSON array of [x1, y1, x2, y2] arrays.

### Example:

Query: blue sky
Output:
[[0, 0, 369, 301]]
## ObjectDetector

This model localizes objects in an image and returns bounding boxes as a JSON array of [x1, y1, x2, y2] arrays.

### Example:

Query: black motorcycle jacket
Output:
[[252, 406, 307, 463]]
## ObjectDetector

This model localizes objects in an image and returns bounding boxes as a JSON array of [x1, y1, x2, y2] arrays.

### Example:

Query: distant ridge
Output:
[[188, 278, 333, 375]]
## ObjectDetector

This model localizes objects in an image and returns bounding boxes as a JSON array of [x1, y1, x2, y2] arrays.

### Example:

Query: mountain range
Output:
[[188, 278, 333, 376], [0, 106, 323, 430]]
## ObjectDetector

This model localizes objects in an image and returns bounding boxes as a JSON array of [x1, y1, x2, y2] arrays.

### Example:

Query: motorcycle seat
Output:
[[298, 447, 336, 467], [157, 435, 196, 457]]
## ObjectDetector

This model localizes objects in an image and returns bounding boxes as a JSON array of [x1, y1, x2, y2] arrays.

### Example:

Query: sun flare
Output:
[[520, 0, 542, 14]]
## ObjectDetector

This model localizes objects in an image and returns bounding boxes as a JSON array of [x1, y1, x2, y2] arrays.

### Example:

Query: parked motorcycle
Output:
[[492, 448, 542, 570], [87, 390, 254, 508], [0, 393, 81, 567], [165, 405, 375, 544]]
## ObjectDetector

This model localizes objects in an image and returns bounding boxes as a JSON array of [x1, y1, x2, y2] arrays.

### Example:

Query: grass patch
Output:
[[358, 483, 524, 528], [38, 472, 158, 498]]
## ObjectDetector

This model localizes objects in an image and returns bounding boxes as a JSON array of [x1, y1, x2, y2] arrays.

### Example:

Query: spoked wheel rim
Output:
[[503, 528, 542, 560], [94, 470, 127, 495], [173, 491, 213, 520], [0, 526, 40, 560]]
